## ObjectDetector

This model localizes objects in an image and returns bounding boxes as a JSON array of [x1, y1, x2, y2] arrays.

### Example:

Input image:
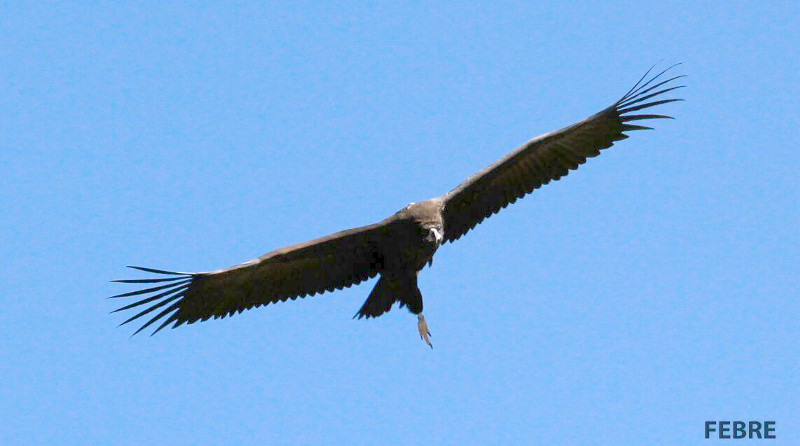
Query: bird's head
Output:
[[402, 199, 445, 245], [425, 225, 444, 245]]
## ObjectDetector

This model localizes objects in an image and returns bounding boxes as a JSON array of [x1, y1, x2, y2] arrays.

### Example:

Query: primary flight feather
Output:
[[112, 64, 685, 347]]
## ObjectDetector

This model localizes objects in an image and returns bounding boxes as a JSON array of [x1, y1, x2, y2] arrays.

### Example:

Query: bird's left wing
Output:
[[439, 65, 684, 243], [111, 218, 399, 335]]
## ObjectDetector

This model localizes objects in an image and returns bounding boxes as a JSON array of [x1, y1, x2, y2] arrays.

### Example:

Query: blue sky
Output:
[[1, 2, 798, 444]]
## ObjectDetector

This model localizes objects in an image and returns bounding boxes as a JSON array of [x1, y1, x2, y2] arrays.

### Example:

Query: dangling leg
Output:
[[359, 271, 432, 348], [402, 274, 432, 349], [417, 313, 432, 349]]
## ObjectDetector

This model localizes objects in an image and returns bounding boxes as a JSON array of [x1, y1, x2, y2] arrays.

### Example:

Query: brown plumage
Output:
[[112, 65, 684, 343]]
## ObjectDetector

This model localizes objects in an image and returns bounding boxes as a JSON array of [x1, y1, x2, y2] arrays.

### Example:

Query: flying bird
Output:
[[112, 65, 684, 347]]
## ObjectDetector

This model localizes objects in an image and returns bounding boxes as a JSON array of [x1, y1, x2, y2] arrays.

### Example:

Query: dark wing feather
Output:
[[111, 219, 397, 335], [439, 64, 685, 242]]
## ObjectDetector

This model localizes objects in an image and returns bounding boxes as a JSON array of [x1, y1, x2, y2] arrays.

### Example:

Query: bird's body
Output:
[[376, 200, 445, 275], [353, 200, 444, 347], [112, 65, 684, 347]]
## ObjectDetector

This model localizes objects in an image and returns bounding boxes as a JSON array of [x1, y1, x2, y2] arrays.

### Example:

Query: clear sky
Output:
[[1, 2, 798, 445]]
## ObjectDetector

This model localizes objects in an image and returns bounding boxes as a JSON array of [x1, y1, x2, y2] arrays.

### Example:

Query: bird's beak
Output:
[[428, 228, 443, 245]]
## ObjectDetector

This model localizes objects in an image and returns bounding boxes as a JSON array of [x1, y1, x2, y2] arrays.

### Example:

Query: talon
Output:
[[417, 314, 433, 348]]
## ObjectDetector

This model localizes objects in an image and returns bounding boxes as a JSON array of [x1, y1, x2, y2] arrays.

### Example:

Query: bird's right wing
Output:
[[439, 65, 684, 242], [111, 217, 400, 335]]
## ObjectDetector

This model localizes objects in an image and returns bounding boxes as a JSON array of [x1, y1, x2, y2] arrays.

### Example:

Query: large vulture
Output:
[[112, 65, 684, 347]]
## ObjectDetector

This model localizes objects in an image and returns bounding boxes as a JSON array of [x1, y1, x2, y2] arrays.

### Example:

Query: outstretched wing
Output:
[[111, 219, 397, 336], [439, 65, 685, 242]]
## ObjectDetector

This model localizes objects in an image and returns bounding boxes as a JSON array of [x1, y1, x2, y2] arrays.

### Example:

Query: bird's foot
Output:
[[418, 314, 432, 349]]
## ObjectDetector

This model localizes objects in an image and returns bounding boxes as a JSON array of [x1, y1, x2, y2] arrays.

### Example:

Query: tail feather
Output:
[[354, 274, 422, 319]]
